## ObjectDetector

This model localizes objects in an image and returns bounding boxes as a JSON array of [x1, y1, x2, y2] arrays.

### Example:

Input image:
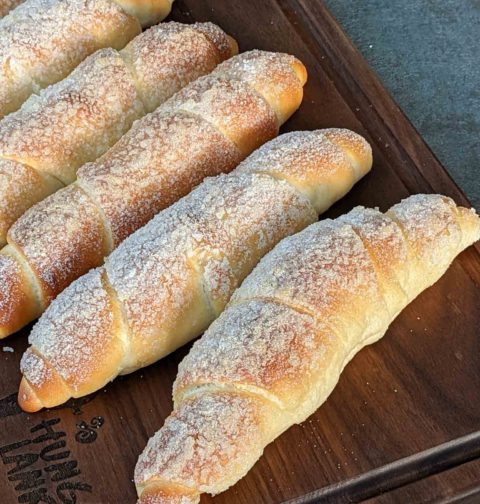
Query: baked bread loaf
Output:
[[0, 21, 237, 246], [17, 128, 373, 411], [133, 194, 480, 504], [0, 0, 174, 118], [0, 0, 23, 17], [1, 50, 307, 338]]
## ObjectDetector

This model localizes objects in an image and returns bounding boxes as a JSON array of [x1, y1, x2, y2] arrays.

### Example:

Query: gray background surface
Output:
[[324, 0, 479, 209]]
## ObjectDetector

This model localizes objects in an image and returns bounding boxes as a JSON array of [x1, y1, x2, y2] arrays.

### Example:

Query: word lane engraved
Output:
[[1, 418, 95, 504]]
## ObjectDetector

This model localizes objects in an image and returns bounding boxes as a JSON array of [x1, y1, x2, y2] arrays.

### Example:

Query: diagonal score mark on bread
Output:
[[18, 128, 373, 411], [0, 49, 306, 338], [133, 194, 480, 504]]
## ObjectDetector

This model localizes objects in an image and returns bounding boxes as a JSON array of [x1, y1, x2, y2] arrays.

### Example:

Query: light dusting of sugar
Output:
[[388, 194, 462, 271], [160, 74, 278, 154], [78, 111, 242, 245], [25, 267, 114, 388], [105, 171, 315, 340], [0, 0, 139, 116], [9, 184, 108, 298], [238, 129, 368, 211], [19, 52, 310, 398], [0, 252, 22, 324], [232, 219, 383, 332], [0, 47, 143, 183], [212, 50, 302, 120], [176, 300, 329, 407], [123, 22, 232, 113], [0, 158, 55, 240], [20, 349, 52, 387], [135, 393, 264, 492]]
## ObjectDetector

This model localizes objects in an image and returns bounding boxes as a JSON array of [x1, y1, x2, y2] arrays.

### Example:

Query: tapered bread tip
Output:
[[226, 35, 239, 56], [323, 128, 373, 181], [291, 59, 308, 87], [18, 377, 43, 413], [457, 205, 480, 247], [136, 483, 199, 504]]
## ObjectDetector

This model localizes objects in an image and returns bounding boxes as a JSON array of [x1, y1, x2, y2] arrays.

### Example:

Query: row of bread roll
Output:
[[0, 50, 307, 338], [0, 21, 237, 245], [18, 128, 373, 411], [135, 193, 480, 503], [1, 9, 477, 502], [0, 0, 174, 118]]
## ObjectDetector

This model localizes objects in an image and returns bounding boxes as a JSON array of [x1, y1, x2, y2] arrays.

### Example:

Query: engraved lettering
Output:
[[40, 441, 69, 462], [18, 487, 56, 504], [9, 469, 45, 491], [5, 452, 39, 474], [1, 417, 96, 502], [45, 460, 80, 482], [31, 419, 65, 444], [57, 481, 93, 504]]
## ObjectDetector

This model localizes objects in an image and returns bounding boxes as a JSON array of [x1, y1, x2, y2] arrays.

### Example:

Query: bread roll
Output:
[[134, 194, 480, 503], [1, 50, 307, 338], [18, 128, 372, 411], [0, 0, 174, 118], [0, 22, 237, 245]]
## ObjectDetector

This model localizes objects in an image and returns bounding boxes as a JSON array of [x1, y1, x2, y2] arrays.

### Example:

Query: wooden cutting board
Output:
[[1, 1, 479, 503]]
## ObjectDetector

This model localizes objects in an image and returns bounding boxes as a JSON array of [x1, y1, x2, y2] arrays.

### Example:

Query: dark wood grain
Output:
[[1, 1, 479, 503], [361, 458, 480, 504]]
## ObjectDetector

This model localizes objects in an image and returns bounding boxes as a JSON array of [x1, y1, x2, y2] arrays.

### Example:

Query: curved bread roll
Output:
[[133, 194, 480, 503], [0, 0, 23, 17], [1, 50, 307, 338], [18, 128, 373, 410], [0, 0, 174, 119], [0, 22, 237, 245]]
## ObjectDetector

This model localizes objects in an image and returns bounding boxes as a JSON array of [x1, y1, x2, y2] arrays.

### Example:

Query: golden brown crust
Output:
[[0, 48, 145, 183], [8, 184, 111, 302], [78, 112, 242, 245], [0, 23, 239, 339], [16, 55, 310, 408], [18, 267, 125, 411], [0, 0, 141, 118], [238, 129, 372, 213], [17, 128, 368, 413], [137, 195, 479, 502], [135, 392, 280, 497], [0, 22, 236, 246], [137, 483, 199, 504], [0, 246, 42, 337], [114, 0, 173, 27], [0, 159, 63, 247]]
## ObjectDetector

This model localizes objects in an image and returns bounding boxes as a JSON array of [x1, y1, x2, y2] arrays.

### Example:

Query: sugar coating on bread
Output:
[[17, 127, 373, 411], [0, 0, 140, 117], [78, 112, 243, 245], [135, 392, 274, 495], [0, 48, 144, 183], [238, 129, 371, 212], [160, 75, 278, 155], [175, 299, 332, 411], [122, 22, 232, 113], [23, 267, 122, 394], [9, 184, 110, 300], [135, 195, 479, 502], [105, 172, 315, 341], [0, 21, 236, 249]]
